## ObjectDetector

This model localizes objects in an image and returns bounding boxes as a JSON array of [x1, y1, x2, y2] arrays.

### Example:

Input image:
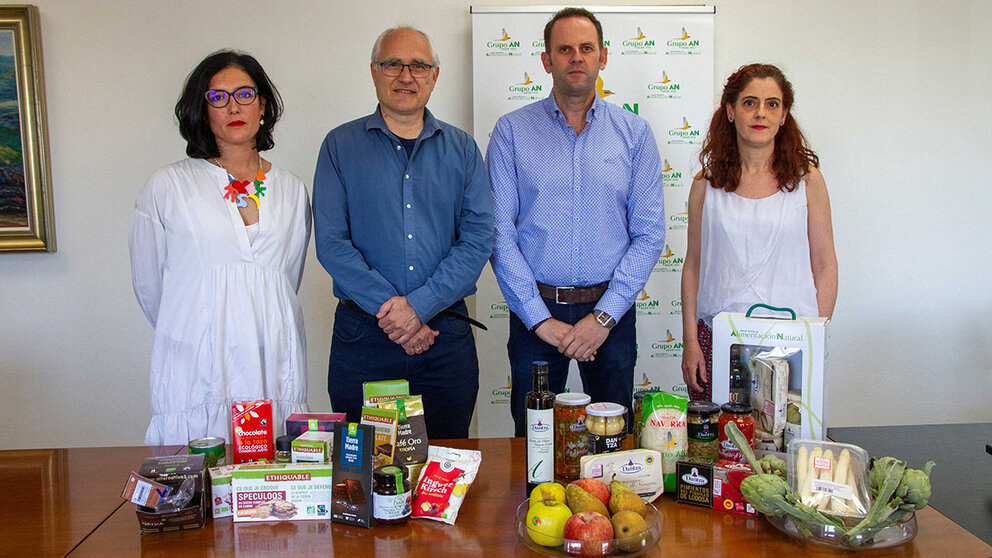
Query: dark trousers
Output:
[[328, 300, 479, 439], [507, 300, 636, 437]]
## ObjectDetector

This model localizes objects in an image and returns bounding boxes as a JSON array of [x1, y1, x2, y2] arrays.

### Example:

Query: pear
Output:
[[609, 480, 647, 517], [565, 483, 609, 516], [611, 509, 650, 552]]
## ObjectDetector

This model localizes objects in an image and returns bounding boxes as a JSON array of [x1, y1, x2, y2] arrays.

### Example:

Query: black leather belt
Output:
[[537, 282, 609, 304], [340, 299, 488, 331]]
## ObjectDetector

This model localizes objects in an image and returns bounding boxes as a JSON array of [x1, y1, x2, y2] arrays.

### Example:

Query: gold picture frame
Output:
[[0, 5, 53, 252]]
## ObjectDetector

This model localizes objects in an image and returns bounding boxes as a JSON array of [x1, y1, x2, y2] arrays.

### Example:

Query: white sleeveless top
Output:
[[696, 179, 818, 324]]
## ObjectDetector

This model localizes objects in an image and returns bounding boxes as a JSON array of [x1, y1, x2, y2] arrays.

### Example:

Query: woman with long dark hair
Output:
[[130, 51, 311, 445], [681, 64, 837, 401]]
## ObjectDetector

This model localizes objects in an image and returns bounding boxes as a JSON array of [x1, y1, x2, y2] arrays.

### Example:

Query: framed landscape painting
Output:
[[0, 5, 53, 252]]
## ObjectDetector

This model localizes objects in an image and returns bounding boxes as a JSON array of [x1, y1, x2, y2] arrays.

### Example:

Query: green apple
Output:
[[529, 482, 567, 507], [526, 499, 572, 547]]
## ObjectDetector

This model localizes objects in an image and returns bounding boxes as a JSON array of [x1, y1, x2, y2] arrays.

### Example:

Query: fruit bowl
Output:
[[765, 512, 917, 550], [515, 499, 662, 557]]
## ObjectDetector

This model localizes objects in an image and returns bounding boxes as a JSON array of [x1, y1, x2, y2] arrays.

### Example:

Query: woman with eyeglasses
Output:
[[130, 50, 311, 446]]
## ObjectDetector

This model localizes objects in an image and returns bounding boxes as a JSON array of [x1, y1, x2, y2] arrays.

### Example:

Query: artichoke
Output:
[[893, 464, 934, 511], [740, 473, 790, 515], [758, 454, 787, 480]]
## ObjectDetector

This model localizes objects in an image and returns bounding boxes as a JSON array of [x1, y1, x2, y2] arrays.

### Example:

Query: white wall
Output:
[[1, 0, 989, 449]]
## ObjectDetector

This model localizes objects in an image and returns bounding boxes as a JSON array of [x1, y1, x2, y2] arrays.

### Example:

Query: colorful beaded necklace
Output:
[[213, 155, 267, 209]]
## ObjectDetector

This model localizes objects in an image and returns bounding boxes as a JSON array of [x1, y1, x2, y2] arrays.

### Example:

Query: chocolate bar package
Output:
[[285, 412, 347, 437], [362, 379, 409, 406], [360, 406, 399, 468], [331, 422, 374, 528]]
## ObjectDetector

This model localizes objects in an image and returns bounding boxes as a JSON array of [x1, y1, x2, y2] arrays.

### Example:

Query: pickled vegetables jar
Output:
[[687, 401, 721, 459], [718, 402, 754, 462], [554, 392, 591, 478], [585, 402, 627, 455]]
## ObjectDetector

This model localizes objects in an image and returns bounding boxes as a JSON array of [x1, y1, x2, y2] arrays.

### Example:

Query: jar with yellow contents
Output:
[[585, 402, 627, 455]]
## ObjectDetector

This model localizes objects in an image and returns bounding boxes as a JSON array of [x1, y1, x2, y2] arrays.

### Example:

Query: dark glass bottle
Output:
[[525, 361, 555, 495], [728, 345, 751, 405]]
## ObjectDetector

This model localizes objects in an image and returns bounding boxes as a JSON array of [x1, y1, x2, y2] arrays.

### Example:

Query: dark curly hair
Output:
[[174, 50, 283, 158], [699, 63, 818, 192]]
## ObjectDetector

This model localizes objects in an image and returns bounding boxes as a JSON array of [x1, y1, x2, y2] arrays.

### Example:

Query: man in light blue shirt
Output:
[[313, 26, 493, 438], [487, 8, 665, 436]]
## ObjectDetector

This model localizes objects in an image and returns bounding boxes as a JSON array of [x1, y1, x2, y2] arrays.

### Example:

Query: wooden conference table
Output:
[[3, 438, 990, 557]]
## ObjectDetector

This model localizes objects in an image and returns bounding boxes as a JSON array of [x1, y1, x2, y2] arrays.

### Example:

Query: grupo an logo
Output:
[[489, 300, 509, 319], [649, 332, 683, 358], [661, 158, 683, 187], [485, 27, 521, 56], [666, 26, 702, 55], [490, 375, 511, 405], [507, 72, 544, 101], [669, 298, 682, 316], [636, 373, 654, 388], [646, 70, 683, 100], [667, 117, 701, 145], [620, 26, 657, 55], [634, 288, 662, 316], [654, 245, 683, 273], [530, 39, 545, 56], [669, 201, 688, 231], [595, 76, 614, 99]]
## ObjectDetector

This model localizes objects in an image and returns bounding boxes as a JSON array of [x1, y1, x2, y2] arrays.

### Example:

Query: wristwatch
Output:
[[592, 310, 616, 330]]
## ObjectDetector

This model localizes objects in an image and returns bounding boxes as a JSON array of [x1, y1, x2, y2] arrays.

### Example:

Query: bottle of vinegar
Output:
[[526, 361, 555, 495]]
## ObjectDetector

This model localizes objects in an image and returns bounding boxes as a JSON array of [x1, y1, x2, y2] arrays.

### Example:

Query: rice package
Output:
[[639, 391, 688, 493], [411, 445, 481, 525]]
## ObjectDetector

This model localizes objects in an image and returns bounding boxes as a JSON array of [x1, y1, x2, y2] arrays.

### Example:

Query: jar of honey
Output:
[[555, 392, 591, 478], [718, 402, 754, 463]]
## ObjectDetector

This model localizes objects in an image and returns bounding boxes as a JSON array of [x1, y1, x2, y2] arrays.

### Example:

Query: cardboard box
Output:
[[712, 311, 829, 440], [233, 400, 274, 463], [675, 457, 757, 516], [134, 454, 207, 533], [232, 463, 333, 522], [208, 465, 240, 518], [291, 430, 334, 464], [285, 412, 346, 437], [331, 422, 374, 528], [362, 379, 409, 406]]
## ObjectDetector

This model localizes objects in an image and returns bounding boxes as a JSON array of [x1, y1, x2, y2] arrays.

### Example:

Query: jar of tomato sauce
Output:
[[718, 402, 754, 463], [555, 392, 591, 478]]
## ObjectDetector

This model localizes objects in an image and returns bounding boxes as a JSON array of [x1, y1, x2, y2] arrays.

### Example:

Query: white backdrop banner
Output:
[[471, 5, 714, 437]]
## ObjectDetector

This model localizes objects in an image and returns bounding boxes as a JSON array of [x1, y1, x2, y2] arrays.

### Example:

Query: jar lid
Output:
[[633, 389, 661, 401], [373, 464, 408, 486], [687, 400, 721, 417], [585, 402, 626, 417], [556, 392, 592, 406], [721, 402, 753, 415], [276, 435, 297, 451]]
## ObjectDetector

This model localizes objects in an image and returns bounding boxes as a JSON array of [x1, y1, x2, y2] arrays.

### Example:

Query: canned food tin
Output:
[[189, 437, 226, 468]]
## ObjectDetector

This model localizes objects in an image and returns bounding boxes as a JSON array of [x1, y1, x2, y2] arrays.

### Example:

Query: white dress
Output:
[[696, 179, 819, 324], [130, 158, 311, 446]]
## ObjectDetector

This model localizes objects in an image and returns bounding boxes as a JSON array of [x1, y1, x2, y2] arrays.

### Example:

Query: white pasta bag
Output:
[[749, 347, 794, 450], [639, 391, 688, 493]]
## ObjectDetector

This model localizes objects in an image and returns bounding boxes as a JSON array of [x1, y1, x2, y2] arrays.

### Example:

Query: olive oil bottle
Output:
[[525, 361, 555, 495]]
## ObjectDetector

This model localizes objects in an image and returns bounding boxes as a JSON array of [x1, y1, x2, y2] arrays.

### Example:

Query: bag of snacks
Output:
[[411, 445, 481, 525]]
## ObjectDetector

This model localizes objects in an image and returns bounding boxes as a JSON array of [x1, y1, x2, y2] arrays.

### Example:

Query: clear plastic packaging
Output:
[[748, 347, 794, 450], [788, 440, 871, 518]]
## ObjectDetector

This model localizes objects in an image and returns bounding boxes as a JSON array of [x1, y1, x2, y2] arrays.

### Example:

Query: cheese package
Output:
[[579, 449, 664, 502], [292, 430, 334, 464], [231, 463, 333, 522]]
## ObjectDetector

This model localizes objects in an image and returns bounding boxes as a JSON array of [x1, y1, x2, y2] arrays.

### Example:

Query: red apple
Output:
[[562, 511, 614, 557], [570, 478, 610, 508]]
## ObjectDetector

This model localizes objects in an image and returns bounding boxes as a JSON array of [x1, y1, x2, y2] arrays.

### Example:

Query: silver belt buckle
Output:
[[555, 286, 574, 304]]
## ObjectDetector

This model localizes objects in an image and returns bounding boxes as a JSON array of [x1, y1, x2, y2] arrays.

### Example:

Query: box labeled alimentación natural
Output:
[[711, 309, 829, 442]]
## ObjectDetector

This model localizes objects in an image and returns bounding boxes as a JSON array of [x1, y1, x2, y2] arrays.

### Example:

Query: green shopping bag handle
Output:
[[745, 303, 796, 320]]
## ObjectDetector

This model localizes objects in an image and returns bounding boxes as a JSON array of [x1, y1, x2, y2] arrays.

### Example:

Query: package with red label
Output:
[[411, 445, 481, 525], [233, 400, 274, 464], [285, 412, 347, 437], [675, 457, 757, 516]]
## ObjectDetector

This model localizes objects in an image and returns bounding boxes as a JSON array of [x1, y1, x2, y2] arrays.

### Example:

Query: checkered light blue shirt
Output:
[[487, 94, 666, 329]]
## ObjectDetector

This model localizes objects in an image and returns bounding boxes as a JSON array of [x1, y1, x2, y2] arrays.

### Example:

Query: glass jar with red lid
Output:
[[718, 402, 754, 463]]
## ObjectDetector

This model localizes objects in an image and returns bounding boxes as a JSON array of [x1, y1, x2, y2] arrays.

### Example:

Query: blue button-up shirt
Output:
[[487, 94, 666, 329], [313, 107, 494, 322]]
